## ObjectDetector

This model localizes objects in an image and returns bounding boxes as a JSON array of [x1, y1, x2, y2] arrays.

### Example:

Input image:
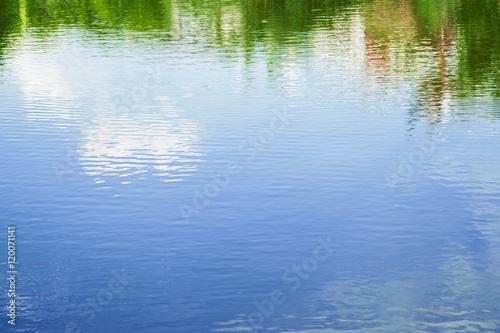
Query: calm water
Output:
[[1, 0, 500, 332]]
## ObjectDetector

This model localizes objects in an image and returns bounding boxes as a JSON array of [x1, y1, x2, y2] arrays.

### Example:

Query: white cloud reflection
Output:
[[9, 29, 205, 185], [78, 110, 204, 184]]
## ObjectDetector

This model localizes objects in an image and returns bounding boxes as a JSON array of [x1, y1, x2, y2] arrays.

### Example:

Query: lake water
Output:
[[1, 0, 500, 332]]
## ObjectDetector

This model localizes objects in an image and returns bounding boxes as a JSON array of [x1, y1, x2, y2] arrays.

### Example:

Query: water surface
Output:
[[1, 0, 500, 332]]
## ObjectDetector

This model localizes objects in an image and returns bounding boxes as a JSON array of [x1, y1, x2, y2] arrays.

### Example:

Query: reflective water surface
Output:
[[1, 0, 500, 332]]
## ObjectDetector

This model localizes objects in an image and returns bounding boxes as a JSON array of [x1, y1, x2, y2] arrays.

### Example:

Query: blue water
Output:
[[1, 0, 500, 332]]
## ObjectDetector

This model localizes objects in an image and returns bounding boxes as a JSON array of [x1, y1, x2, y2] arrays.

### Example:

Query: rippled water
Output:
[[1, 0, 500, 332]]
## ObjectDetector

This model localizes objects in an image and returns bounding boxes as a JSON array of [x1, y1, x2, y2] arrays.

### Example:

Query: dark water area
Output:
[[1, 0, 500, 332]]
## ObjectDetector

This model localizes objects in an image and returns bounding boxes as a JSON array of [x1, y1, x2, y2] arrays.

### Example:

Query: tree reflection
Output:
[[1, 0, 499, 111], [0, 0, 20, 63]]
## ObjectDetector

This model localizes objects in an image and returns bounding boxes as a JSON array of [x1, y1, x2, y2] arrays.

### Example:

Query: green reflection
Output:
[[455, 0, 500, 96], [0, 0, 499, 99], [0, 0, 20, 61], [14, 0, 174, 29]]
